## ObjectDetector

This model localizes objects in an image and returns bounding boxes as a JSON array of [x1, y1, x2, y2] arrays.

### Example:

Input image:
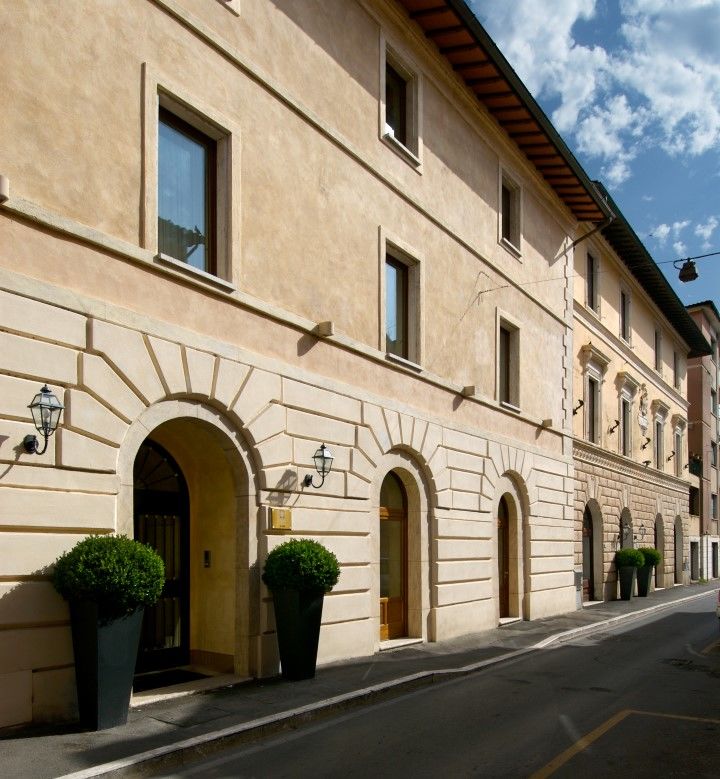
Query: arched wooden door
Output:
[[582, 506, 595, 602], [134, 440, 190, 672], [498, 496, 510, 618], [379, 472, 407, 640]]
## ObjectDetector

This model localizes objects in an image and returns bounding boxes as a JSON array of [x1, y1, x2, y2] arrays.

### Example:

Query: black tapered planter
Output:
[[69, 602, 144, 730], [271, 588, 325, 681], [618, 566, 636, 601], [637, 565, 654, 597]]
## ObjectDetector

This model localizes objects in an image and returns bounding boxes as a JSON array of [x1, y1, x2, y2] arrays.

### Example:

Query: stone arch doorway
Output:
[[583, 500, 604, 602], [674, 516, 683, 584], [119, 401, 259, 680], [134, 440, 190, 672], [494, 477, 527, 621], [379, 471, 408, 640], [371, 451, 432, 646], [654, 515, 665, 588]]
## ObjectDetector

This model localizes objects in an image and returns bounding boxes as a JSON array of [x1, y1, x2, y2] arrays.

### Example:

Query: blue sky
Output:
[[471, 0, 720, 310]]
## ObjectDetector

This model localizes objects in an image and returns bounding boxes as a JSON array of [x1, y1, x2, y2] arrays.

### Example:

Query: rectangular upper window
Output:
[[386, 255, 409, 359], [654, 419, 664, 469], [158, 108, 216, 274], [586, 253, 599, 313], [587, 376, 599, 443], [654, 328, 662, 372], [620, 289, 631, 342], [675, 429, 683, 477], [621, 397, 632, 456], [498, 320, 519, 409], [381, 44, 421, 165], [673, 351, 680, 389], [500, 174, 521, 253], [713, 493, 718, 519]]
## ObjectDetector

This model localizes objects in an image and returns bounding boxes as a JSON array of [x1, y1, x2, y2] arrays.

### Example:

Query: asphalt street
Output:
[[157, 598, 720, 778]]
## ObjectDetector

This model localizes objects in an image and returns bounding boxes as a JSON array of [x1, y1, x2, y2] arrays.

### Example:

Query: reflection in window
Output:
[[158, 109, 215, 273], [385, 63, 408, 147], [386, 256, 408, 358]]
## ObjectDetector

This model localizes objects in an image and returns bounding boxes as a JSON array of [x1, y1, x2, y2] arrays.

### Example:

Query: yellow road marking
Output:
[[530, 709, 720, 778], [529, 709, 632, 779], [700, 637, 720, 655]]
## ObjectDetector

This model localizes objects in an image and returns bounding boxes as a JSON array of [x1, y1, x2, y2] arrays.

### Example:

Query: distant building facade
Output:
[[572, 187, 710, 603], [686, 301, 720, 580]]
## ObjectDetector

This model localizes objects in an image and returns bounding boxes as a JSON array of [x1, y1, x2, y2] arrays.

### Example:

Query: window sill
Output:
[[386, 352, 422, 372], [156, 253, 235, 292], [382, 131, 422, 171], [500, 400, 521, 414], [500, 236, 521, 259]]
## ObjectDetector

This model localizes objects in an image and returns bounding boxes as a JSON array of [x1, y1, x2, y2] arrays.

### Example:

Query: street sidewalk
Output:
[[2, 582, 718, 779]]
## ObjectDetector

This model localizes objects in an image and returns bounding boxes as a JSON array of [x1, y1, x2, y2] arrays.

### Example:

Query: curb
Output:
[[56, 588, 718, 779]]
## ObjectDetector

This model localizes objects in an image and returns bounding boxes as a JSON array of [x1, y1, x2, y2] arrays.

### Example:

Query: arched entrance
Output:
[[674, 517, 683, 584], [498, 495, 511, 617], [134, 440, 190, 672], [654, 515, 665, 588], [582, 506, 595, 602], [379, 472, 407, 640]]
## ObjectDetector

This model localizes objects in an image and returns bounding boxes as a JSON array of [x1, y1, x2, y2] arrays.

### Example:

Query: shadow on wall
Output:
[[266, 468, 298, 507]]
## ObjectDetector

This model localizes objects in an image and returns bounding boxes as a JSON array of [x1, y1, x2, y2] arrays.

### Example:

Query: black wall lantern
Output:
[[303, 443, 333, 488], [23, 384, 64, 455]]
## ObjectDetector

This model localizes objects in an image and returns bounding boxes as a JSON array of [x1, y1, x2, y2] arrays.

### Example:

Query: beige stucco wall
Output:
[[0, 0, 582, 728]]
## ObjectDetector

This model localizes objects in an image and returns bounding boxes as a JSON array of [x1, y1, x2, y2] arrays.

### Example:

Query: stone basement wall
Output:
[[0, 287, 575, 726], [574, 443, 690, 600]]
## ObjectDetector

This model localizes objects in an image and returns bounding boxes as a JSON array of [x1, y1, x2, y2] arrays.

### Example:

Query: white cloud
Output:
[[695, 215, 719, 249], [673, 240, 688, 256], [472, 0, 720, 183], [695, 216, 718, 241], [651, 223, 671, 244]]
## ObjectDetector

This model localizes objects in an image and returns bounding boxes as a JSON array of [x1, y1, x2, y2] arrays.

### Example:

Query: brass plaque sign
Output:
[[270, 507, 292, 531]]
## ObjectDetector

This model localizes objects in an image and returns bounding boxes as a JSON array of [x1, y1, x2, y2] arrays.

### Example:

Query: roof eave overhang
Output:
[[395, 0, 613, 223]]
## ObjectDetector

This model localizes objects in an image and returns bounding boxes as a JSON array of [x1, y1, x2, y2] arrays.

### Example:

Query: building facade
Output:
[[0, 0, 652, 729], [686, 301, 720, 581], [572, 187, 710, 603]]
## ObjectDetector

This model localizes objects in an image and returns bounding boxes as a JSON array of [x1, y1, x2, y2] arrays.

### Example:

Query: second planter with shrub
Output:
[[637, 547, 662, 597], [262, 538, 340, 681], [615, 548, 645, 601]]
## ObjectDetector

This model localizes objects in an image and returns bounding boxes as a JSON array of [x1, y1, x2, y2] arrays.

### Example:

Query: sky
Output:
[[471, 0, 720, 311]]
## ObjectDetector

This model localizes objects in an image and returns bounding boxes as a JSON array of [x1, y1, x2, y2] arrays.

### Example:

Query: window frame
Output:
[[380, 40, 422, 167], [379, 229, 423, 368], [654, 326, 663, 373], [498, 169, 522, 256], [619, 287, 631, 343], [496, 310, 521, 411], [586, 251, 599, 314], [141, 64, 240, 289], [673, 350, 681, 390]]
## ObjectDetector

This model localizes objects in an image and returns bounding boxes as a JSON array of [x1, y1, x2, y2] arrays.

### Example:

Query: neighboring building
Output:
[[686, 301, 720, 581], [572, 185, 710, 603]]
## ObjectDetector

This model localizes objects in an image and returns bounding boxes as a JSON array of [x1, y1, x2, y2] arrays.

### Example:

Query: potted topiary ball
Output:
[[53, 534, 164, 730], [637, 547, 662, 597], [262, 538, 340, 681], [615, 547, 645, 601]]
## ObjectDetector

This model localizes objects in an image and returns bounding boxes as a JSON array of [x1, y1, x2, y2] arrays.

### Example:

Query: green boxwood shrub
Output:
[[262, 538, 340, 593], [615, 548, 645, 568], [53, 535, 164, 622], [638, 547, 662, 567]]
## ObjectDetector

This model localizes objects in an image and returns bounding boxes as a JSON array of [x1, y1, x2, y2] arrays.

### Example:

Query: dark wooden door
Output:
[[582, 507, 594, 602], [134, 441, 190, 672], [379, 473, 407, 640], [498, 497, 510, 618]]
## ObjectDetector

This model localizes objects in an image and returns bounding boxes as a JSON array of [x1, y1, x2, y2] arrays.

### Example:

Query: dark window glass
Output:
[[655, 420, 663, 468], [587, 253, 596, 311], [587, 378, 597, 442], [385, 64, 407, 146], [158, 109, 215, 273], [620, 291, 629, 340], [621, 398, 631, 455], [499, 326, 511, 404], [690, 486, 700, 515], [386, 256, 408, 358], [501, 184, 512, 243], [654, 330, 662, 370]]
